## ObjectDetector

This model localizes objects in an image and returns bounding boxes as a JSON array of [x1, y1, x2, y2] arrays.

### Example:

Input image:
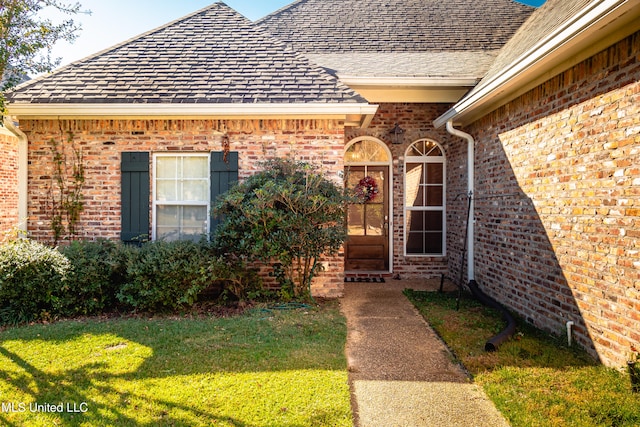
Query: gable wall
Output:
[[19, 118, 346, 297], [0, 130, 19, 238], [464, 31, 640, 366]]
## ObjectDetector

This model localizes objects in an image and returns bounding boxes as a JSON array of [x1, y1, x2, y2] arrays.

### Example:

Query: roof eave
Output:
[[7, 102, 379, 128], [434, 0, 640, 129], [339, 76, 479, 103], [338, 76, 480, 87]]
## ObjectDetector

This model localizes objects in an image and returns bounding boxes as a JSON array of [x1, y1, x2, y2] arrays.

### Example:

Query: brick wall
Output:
[[346, 103, 456, 279], [19, 118, 346, 297], [0, 129, 19, 239], [463, 31, 640, 366]]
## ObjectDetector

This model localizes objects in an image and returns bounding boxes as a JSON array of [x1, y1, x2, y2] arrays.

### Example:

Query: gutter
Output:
[[3, 117, 28, 232], [445, 120, 475, 282], [434, 0, 640, 128], [7, 103, 379, 128]]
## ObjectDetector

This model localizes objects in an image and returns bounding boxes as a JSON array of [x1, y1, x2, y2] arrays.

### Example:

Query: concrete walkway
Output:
[[340, 278, 510, 427]]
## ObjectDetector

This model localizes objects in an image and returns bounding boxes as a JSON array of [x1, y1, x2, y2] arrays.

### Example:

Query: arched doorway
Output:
[[344, 137, 392, 271]]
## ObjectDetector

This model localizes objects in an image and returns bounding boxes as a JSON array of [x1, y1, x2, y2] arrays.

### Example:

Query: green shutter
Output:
[[121, 152, 150, 243], [210, 151, 239, 231]]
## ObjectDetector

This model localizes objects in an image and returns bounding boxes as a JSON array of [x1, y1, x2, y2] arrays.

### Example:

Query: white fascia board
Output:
[[339, 76, 480, 87], [7, 102, 379, 121], [434, 0, 639, 129]]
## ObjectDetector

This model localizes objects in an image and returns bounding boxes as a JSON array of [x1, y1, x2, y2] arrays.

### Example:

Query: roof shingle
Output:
[[306, 51, 499, 79], [473, 0, 593, 89], [7, 2, 366, 105], [257, 0, 535, 54]]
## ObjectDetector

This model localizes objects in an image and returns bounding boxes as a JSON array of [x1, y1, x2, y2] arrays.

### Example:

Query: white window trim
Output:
[[152, 153, 211, 241], [404, 139, 447, 257]]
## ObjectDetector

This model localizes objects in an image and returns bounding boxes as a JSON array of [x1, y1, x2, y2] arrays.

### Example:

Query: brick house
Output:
[[2, 0, 639, 366]]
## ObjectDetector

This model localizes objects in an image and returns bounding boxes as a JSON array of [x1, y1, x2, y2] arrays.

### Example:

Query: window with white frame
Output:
[[404, 139, 446, 256], [153, 153, 210, 241]]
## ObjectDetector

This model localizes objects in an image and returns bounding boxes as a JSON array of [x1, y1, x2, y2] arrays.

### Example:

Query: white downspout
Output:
[[446, 120, 475, 281], [4, 117, 28, 233]]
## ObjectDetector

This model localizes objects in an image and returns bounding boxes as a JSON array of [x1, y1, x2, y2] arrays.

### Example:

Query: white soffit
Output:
[[340, 76, 479, 103]]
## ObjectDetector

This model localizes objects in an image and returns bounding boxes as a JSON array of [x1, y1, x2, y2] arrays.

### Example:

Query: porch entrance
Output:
[[344, 138, 392, 272]]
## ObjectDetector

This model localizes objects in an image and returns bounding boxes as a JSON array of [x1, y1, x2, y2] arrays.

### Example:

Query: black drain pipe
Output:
[[466, 279, 516, 351]]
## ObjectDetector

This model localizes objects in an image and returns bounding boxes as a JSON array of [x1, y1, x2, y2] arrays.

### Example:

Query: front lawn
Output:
[[405, 289, 640, 427], [0, 303, 352, 426]]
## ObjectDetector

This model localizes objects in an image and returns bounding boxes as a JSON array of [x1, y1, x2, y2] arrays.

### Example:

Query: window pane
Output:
[[405, 163, 424, 206], [346, 169, 365, 188], [368, 170, 385, 203], [156, 205, 179, 240], [425, 232, 443, 254], [180, 180, 208, 201], [425, 143, 443, 157], [183, 157, 208, 179], [406, 143, 423, 157], [425, 211, 443, 232], [348, 205, 365, 236], [406, 210, 424, 232], [406, 232, 424, 254], [156, 180, 177, 201], [426, 186, 443, 206], [181, 206, 208, 240], [157, 157, 177, 179], [366, 204, 384, 236], [426, 164, 443, 184]]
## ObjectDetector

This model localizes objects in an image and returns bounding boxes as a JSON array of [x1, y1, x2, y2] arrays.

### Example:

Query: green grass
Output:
[[0, 302, 352, 426], [405, 289, 640, 427]]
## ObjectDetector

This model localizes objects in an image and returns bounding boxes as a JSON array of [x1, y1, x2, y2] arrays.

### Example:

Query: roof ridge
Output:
[[8, 2, 240, 95], [254, 0, 310, 24]]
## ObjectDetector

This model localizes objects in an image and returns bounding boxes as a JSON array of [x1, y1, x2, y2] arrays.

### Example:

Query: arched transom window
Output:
[[404, 139, 446, 256], [345, 138, 391, 164]]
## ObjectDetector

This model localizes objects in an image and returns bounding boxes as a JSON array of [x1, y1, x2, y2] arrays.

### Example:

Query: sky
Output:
[[42, 0, 546, 69]]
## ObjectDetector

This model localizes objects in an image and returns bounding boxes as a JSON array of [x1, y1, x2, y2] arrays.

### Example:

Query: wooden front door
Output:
[[345, 166, 389, 271]]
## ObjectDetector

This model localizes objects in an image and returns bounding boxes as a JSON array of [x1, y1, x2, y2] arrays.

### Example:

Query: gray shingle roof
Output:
[[306, 51, 499, 79], [257, 0, 535, 54], [7, 2, 366, 105], [472, 0, 593, 91]]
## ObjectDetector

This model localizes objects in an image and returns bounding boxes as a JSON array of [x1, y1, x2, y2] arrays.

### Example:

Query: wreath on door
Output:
[[354, 176, 379, 203]]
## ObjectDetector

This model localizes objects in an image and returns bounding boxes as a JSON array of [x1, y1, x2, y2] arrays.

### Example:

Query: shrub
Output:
[[117, 240, 219, 312], [57, 239, 131, 317], [213, 158, 350, 300], [0, 238, 70, 324], [206, 256, 263, 302]]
